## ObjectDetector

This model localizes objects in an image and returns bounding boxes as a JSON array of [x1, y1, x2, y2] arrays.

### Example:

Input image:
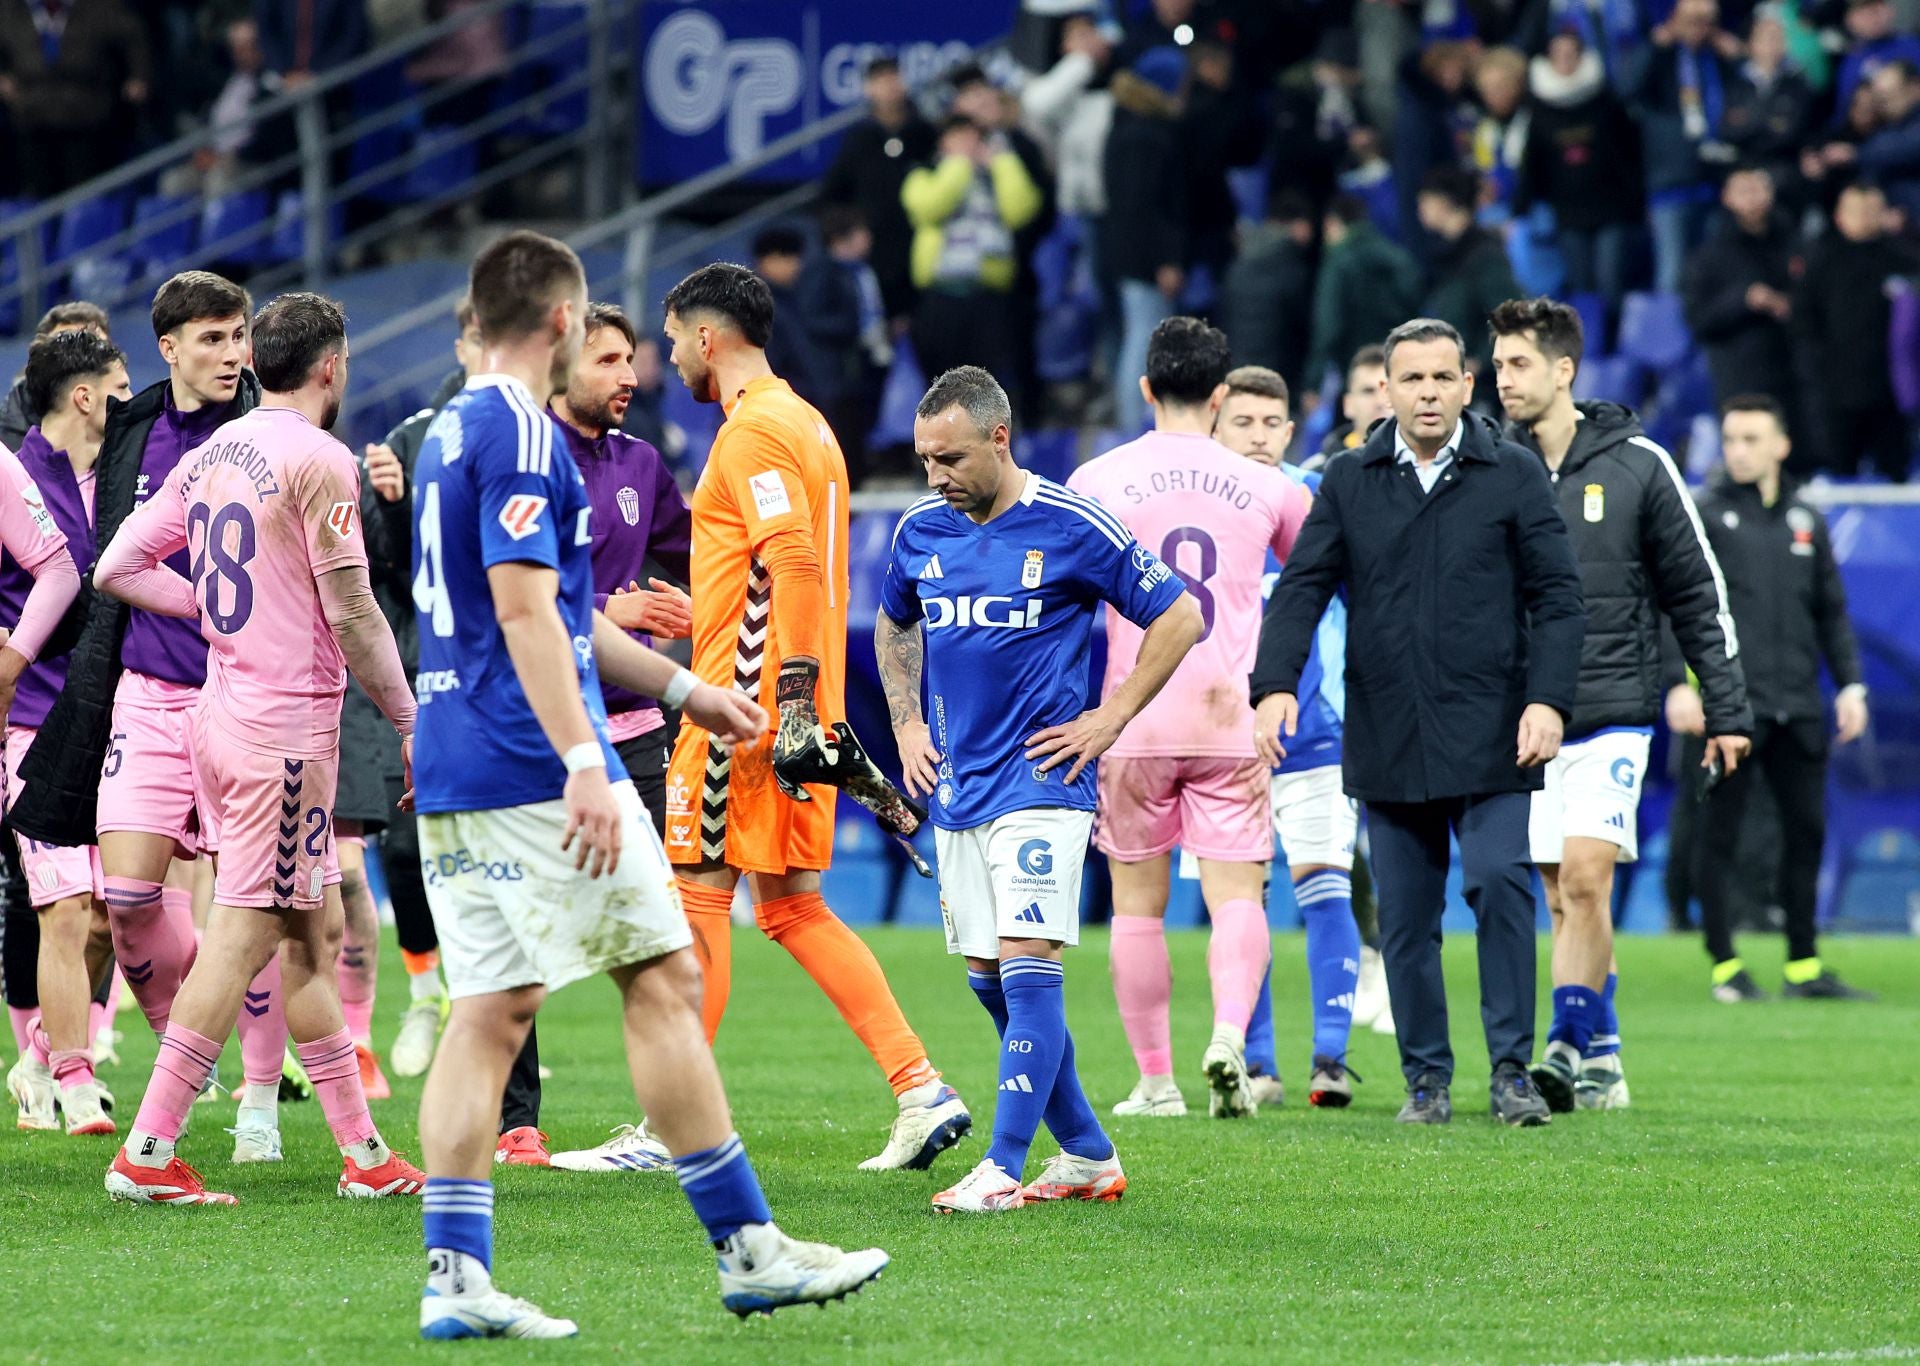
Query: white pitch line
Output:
[[1563, 1347, 1920, 1366]]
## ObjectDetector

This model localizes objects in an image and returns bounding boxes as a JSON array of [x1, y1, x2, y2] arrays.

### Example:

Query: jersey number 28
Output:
[[188, 502, 257, 634]]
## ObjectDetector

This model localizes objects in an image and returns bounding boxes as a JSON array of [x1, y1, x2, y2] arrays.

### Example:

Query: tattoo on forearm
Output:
[[876, 616, 925, 731]]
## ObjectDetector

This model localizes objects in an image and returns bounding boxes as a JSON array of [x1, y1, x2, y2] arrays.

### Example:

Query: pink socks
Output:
[[1110, 916, 1173, 1076], [296, 1028, 377, 1152], [50, 1046, 95, 1091], [1207, 898, 1271, 1032], [132, 1023, 222, 1143], [337, 939, 377, 1046], [102, 877, 196, 1035], [237, 955, 287, 1090]]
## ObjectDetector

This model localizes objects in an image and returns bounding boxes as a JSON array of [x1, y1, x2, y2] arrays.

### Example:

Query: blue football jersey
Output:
[[1267, 465, 1344, 774], [880, 472, 1186, 830], [411, 375, 627, 814]]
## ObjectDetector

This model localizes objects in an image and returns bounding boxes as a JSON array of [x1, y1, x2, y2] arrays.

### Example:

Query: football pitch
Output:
[[7, 927, 1919, 1365]]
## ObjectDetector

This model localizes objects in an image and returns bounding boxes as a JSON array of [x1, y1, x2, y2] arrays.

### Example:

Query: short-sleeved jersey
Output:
[[1266, 466, 1345, 773], [1067, 431, 1310, 758], [139, 407, 368, 756], [685, 375, 848, 722], [411, 375, 626, 815], [881, 470, 1186, 830]]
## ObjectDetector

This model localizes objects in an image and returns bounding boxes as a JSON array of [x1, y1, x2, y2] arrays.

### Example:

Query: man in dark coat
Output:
[[821, 55, 937, 324], [1251, 318, 1586, 1129], [1682, 166, 1803, 415]]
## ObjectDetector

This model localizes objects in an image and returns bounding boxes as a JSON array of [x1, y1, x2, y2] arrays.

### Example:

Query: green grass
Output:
[[8, 928, 1920, 1364]]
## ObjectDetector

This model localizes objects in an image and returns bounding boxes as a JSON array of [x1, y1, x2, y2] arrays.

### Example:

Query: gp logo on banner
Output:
[[636, 1, 1014, 183]]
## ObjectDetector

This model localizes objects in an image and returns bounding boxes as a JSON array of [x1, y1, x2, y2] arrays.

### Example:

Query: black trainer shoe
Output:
[[1710, 968, 1768, 1003], [1781, 969, 1877, 1001], [1528, 1042, 1579, 1114], [1490, 1062, 1551, 1126], [1307, 1057, 1358, 1108], [1395, 1071, 1451, 1125]]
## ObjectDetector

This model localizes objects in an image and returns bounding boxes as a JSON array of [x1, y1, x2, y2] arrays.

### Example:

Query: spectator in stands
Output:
[[1304, 193, 1422, 398], [1101, 47, 1187, 433], [1266, 29, 1362, 218], [254, 0, 368, 89], [1795, 182, 1919, 479], [177, 16, 292, 196], [1624, 0, 1742, 294], [1547, 0, 1647, 85], [751, 226, 827, 405], [405, 0, 508, 130], [1335, 123, 1400, 242], [1831, 0, 1920, 119], [823, 56, 936, 326], [1846, 60, 1920, 222], [0, 0, 150, 195], [1181, 38, 1265, 293], [1392, 42, 1476, 256], [902, 111, 1044, 415], [796, 205, 893, 489], [1687, 395, 1874, 1003], [1683, 165, 1804, 416], [1801, 78, 1887, 211], [1722, 8, 1816, 187], [1417, 168, 1523, 381], [1220, 191, 1317, 393], [0, 300, 110, 450], [1019, 9, 1116, 229], [1518, 30, 1642, 315], [1314, 342, 1392, 465], [1471, 47, 1530, 213]]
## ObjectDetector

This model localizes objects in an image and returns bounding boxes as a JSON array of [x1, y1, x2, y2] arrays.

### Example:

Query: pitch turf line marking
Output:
[[1565, 1346, 1920, 1366]]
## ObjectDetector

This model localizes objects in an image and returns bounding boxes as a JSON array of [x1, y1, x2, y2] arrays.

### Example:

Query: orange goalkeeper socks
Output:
[[676, 879, 735, 1045]]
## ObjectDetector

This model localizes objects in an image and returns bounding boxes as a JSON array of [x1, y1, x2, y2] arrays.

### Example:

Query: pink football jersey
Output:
[[153, 408, 367, 756], [0, 444, 68, 578], [1067, 431, 1309, 757]]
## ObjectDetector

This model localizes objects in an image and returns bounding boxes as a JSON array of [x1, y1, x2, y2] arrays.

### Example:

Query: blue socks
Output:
[[1298, 870, 1360, 1063], [1549, 984, 1602, 1054], [1588, 972, 1621, 1059], [675, 1133, 773, 1244], [424, 1178, 493, 1290], [1244, 966, 1278, 1075], [972, 964, 1111, 1163], [985, 957, 1069, 1177]]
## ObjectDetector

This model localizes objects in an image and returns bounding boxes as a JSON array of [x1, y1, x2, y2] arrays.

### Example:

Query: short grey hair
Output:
[[1382, 317, 1466, 370], [915, 365, 1013, 438]]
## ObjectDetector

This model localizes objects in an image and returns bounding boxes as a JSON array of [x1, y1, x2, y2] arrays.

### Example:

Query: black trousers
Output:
[[1367, 792, 1537, 1086], [1697, 716, 1828, 965], [911, 288, 1023, 416], [1823, 402, 1912, 482]]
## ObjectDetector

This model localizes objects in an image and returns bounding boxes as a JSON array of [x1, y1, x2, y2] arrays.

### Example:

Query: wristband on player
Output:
[[776, 657, 820, 708], [661, 666, 699, 710], [561, 742, 606, 774]]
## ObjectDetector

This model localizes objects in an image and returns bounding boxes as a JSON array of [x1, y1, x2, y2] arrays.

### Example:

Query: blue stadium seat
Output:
[[1644, 351, 1715, 452], [0, 199, 36, 333], [404, 130, 480, 202], [268, 191, 348, 265], [52, 193, 130, 267], [1572, 355, 1646, 406], [200, 190, 274, 267], [1022, 430, 1079, 485], [1568, 291, 1608, 356], [521, 1, 589, 134], [1617, 291, 1692, 371], [131, 194, 198, 273], [1228, 166, 1269, 225], [869, 343, 926, 451], [1834, 829, 1920, 931]]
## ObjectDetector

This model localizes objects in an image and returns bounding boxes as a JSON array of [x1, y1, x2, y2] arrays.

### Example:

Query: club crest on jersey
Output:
[[326, 500, 356, 539], [1786, 505, 1816, 555], [617, 485, 640, 525], [1583, 483, 1604, 523], [1022, 549, 1044, 588], [497, 493, 548, 541]]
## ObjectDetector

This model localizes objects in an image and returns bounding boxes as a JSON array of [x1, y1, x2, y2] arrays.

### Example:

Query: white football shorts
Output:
[[933, 807, 1093, 958], [1528, 727, 1653, 864], [420, 779, 693, 998], [1270, 764, 1358, 870]]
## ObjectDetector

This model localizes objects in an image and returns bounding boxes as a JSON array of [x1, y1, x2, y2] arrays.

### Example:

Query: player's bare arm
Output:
[[489, 561, 621, 879], [875, 610, 940, 799], [589, 610, 766, 750], [1027, 592, 1204, 783]]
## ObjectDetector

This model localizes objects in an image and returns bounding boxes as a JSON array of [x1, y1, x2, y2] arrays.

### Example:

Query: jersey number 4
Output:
[[413, 481, 455, 639]]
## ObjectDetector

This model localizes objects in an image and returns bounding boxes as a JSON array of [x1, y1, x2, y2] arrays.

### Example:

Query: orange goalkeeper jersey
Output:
[[665, 375, 850, 871]]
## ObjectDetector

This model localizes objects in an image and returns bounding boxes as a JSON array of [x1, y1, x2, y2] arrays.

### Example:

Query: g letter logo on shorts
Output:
[[1017, 839, 1053, 877]]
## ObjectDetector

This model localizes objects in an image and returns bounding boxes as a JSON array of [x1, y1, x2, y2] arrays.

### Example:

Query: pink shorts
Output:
[[190, 707, 342, 911], [3, 726, 103, 906], [98, 672, 202, 857], [1094, 755, 1273, 864]]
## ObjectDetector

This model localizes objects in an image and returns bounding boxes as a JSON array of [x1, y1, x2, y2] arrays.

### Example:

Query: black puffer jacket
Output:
[[13, 372, 261, 846], [1509, 403, 1751, 741]]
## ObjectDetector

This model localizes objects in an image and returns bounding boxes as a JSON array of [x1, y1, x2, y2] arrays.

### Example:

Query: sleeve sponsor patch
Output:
[[326, 500, 357, 539], [19, 482, 58, 540], [749, 470, 791, 518], [497, 493, 549, 541]]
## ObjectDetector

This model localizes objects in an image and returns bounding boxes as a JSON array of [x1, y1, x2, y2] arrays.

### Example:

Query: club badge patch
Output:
[[1022, 549, 1044, 588], [1583, 483, 1605, 523], [617, 485, 640, 525]]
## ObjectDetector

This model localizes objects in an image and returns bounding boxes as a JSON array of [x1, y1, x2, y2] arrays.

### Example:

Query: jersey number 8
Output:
[[188, 502, 257, 635]]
